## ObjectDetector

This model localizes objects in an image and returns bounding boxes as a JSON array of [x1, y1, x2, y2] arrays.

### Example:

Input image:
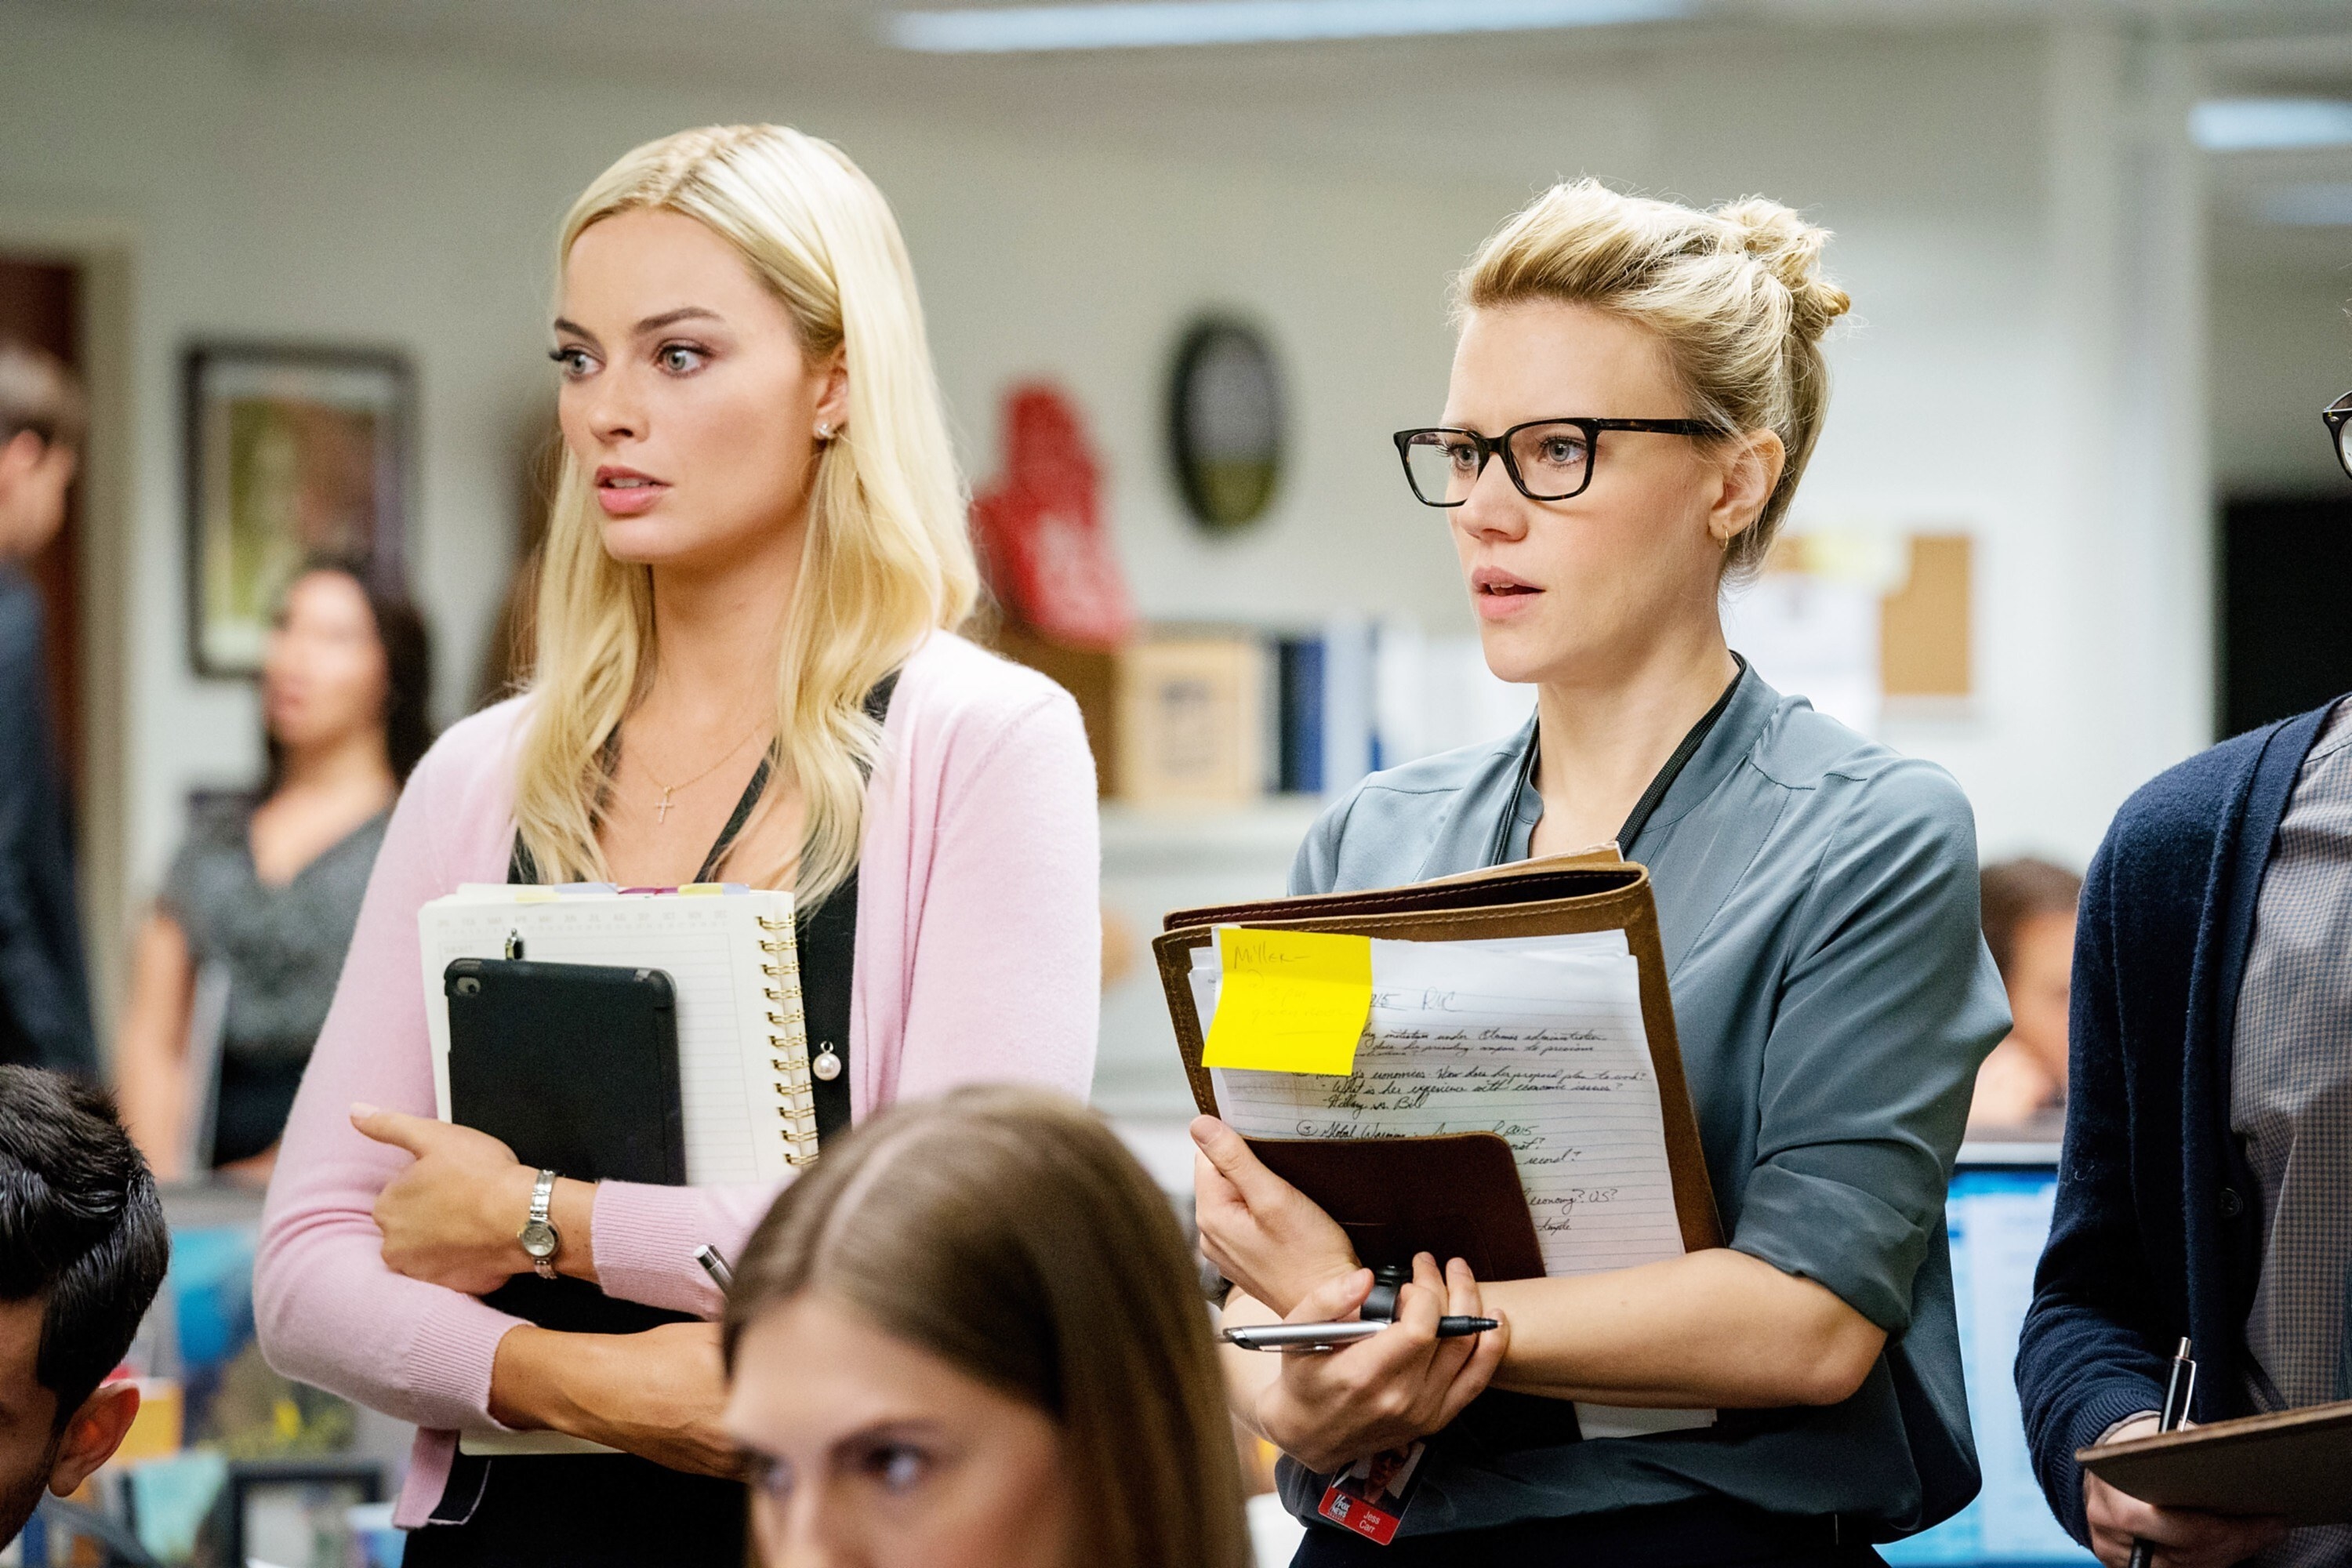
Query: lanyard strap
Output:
[[1488, 655, 1746, 869]]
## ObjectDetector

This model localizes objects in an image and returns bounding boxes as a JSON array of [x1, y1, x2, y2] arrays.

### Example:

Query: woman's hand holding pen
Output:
[[2082, 1417, 2285, 1568], [491, 1321, 742, 1479], [1246, 1254, 1508, 1475], [1192, 1115, 1359, 1315], [352, 1104, 595, 1291]]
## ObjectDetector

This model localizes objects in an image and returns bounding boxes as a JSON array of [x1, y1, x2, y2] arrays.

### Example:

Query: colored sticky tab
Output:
[[1203, 927, 1374, 1076]]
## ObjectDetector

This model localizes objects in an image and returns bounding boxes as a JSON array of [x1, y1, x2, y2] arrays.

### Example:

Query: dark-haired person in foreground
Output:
[[0, 1065, 170, 1548], [2014, 404, 2352, 1567]]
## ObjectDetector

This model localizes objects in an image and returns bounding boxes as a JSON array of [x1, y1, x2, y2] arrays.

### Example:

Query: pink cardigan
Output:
[[254, 632, 1100, 1526]]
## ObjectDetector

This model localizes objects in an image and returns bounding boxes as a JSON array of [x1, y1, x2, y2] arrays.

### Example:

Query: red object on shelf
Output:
[[970, 383, 1136, 651]]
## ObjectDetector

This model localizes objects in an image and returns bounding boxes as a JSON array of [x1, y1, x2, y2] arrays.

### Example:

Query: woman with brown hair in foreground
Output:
[[722, 1087, 1251, 1568]]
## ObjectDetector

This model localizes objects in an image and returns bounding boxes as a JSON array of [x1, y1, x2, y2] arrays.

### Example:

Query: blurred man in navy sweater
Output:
[[2016, 397, 2352, 1567], [0, 341, 94, 1076]]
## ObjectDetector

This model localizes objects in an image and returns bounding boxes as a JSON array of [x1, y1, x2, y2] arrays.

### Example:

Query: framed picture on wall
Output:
[[183, 343, 412, 677]]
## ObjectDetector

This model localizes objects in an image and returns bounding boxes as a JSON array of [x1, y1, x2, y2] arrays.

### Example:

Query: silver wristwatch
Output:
[[518, 1167, 561, 1280]]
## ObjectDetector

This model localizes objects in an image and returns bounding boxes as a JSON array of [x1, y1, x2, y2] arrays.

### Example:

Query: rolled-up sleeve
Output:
[[1727, 760, 2009, 1332]]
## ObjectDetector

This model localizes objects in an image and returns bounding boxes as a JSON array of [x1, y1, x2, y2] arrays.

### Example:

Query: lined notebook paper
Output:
[[1196, 929, 1711, 1439], [419, 884, 818, 1182]]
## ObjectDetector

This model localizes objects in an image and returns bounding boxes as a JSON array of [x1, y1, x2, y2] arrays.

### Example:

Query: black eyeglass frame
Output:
[[1392, 417, 1722, 506], [2325, 392, 2352, 481]]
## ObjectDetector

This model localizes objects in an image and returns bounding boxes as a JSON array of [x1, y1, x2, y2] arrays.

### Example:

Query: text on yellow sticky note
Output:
[[1202, 927, 1373, 1076]]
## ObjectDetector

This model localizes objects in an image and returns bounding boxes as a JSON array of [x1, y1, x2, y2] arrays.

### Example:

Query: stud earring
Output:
[[816, 422, 833, 441]]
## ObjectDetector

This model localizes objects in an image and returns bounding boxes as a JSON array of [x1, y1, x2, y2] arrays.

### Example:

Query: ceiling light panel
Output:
[[2191, 98, 2352, 154], [887, 0, 1693, 53]]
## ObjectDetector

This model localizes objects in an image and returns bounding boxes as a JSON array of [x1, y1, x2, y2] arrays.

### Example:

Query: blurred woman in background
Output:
[[1965, 857, 2082, 1136], [115, 561, 429, 1182], [722, 1087, 1250, 1568]]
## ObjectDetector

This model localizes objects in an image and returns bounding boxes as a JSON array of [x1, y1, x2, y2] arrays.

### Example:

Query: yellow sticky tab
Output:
[[1202, 927, 1373, 1076]]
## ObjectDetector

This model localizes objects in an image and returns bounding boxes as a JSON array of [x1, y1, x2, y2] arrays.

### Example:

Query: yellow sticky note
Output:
[[1202, 927, 1373, 1076]]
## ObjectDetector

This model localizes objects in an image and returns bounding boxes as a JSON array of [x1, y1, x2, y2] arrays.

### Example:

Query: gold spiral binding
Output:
[[757, 909, 819, 1170]]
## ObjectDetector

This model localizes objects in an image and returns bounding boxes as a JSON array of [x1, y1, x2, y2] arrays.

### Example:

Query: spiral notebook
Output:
[[419, 884, 820, 1181]]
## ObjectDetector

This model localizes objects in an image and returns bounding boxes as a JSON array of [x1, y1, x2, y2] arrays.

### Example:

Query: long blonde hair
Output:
[[1457, 180, 1852, 581], [724, 1088, 1253, 1568], [514, 125, 978, 901]]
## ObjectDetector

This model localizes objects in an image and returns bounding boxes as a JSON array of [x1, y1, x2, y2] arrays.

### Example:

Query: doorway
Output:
[[0, 258, 82, 797], [2220, 492, 2352, 737]]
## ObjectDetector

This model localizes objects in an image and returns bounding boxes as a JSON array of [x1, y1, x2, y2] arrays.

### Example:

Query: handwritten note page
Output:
[[1194, 928, 1713, 1438], [1201, 935, 1681, 1278], [419, 893, 793, 1185]]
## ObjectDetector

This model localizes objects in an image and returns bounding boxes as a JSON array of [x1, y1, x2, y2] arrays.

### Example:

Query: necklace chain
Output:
[[638, 724, 766, 826]]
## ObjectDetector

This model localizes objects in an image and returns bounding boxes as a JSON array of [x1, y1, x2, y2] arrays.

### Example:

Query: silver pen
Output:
[[1223, 1316, 1497, 1353], [695, 1243, 735, 1294]]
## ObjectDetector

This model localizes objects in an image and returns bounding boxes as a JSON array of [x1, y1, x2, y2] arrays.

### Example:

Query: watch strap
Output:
[[528, 1168, 559, 1281]]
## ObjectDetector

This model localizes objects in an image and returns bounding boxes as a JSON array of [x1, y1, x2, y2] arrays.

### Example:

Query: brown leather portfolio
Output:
[[1250, 1132, 1548, 1280], [1156, 852, 1723, 1272], [2078, 1399, 2352, 1525]]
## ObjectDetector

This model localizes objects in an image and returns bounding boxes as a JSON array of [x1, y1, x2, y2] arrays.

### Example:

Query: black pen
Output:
[[2125, 1338, 2197, 1568], [1222, 1316, 1500, 1353]]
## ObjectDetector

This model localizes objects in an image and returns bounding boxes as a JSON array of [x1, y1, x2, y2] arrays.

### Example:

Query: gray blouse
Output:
[[162, 798, 389, 1069], [1281, 666, 2009, 1538]]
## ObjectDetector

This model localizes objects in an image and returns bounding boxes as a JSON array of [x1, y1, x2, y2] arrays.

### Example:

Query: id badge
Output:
[[1316, 1441, 1428, 1546]]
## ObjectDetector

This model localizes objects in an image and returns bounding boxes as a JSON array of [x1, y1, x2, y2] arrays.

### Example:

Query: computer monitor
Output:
[[1882, 1145, 2095, 1566]]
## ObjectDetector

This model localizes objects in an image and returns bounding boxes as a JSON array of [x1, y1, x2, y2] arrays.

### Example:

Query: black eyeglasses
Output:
[[2326, 392, 2352, 481], [1392, 417, 1720, 507]]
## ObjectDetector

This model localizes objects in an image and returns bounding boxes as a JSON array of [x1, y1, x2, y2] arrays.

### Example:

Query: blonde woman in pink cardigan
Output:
[[253, 126, 1099, 1565]]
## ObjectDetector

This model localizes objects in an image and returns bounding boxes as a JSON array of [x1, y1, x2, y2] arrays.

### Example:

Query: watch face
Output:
[[519, 1220, 558, 1260]]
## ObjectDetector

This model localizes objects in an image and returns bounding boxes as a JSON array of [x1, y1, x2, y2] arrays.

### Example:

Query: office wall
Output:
[[0, 2, 2212, 963], [2212, 262, 2352, 495]]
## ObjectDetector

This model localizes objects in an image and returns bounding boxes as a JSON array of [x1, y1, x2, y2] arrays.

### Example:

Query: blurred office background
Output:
[[8, 0, 2352, 1562]]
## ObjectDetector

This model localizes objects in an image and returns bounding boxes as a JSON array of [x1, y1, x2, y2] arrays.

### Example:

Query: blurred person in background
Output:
[[2015, 392, 2352, 1566], [0, 340, 96, 1079], [114, 561, 430, 1184], [721, 1087, 1250, 1568], [256, 125, 1098, 1566], [1965, 857, 2082, 1136], [1196, 180, 2005, 1564], [0, 1065, 169, 1551]]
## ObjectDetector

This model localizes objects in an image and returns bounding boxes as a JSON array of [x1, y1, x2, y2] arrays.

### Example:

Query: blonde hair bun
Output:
[[1717, 196, 1852, 343], [1455, 178, 1849, 581]]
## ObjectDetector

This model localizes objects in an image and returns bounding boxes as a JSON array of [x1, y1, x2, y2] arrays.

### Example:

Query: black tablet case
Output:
[[444, 956, 691, 1334]]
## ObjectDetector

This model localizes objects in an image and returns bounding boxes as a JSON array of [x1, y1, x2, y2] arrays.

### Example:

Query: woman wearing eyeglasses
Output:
[[1192, 180, 2009, 1565]]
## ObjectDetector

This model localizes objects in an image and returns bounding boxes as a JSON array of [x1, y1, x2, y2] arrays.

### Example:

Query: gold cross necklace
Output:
[[640, 724, 768, 826]]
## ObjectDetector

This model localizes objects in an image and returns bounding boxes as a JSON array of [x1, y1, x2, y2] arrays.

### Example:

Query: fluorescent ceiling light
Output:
[[887, 0, 1692, 53], [2259, 182, 2352, 227], [2190, 98, 2352, 153]]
